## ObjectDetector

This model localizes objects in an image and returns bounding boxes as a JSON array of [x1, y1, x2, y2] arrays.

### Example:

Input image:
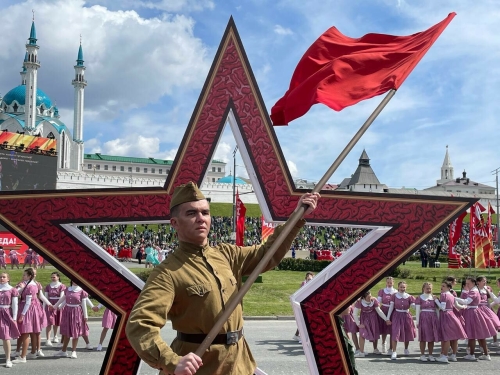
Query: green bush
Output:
[[135, 269, 154, 282], [399, 269, 412, 279], [275, 257, 332, 272]]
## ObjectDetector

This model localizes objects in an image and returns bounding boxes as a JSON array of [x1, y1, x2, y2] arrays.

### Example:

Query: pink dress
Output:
[[9, 250, 19, 265], [33, 251, 41, 266], [390, 293, 416, 342], [33, 281, 48, 329], [45, 282, 66, 326], [24, 248, 33, 265], [415, 295, 440, 342], [354, 298, 382, 341], [102, 308, 117, 329], [0, 249, 6, 267], [458, 287, 498, 339], [59, 287, 88, 338], [17, 282, 43, 334], [377, 287, 396, 335], [342, 305, 358, 334], [478, 288, 500, 330], [0, 285, 20, 340], [438, 291, 467, 341]]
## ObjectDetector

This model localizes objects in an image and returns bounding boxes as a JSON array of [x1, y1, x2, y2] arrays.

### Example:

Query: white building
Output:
[[336, 150, 388, 193]]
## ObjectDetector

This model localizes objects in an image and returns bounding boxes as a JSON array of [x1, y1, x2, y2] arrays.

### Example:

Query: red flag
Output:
[[261, 216, 276, 243], [470, 202, 487, 268], [271, 13, 456, 125], [448, 211, 466, 268], [235, 190, 246, 246]]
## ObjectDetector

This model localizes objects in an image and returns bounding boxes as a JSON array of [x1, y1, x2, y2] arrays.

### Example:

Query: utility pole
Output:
[[232, 146, 238, 243], [492, 167, 500, 247]]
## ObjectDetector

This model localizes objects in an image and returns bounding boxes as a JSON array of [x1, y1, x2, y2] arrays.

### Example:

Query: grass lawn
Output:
[[6, 262, 499, 317]]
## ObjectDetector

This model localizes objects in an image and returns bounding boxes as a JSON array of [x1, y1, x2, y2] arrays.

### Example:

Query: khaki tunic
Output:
[[126, 220, 305, 375]]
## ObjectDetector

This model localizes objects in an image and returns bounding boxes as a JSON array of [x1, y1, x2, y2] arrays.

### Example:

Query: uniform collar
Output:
[[0, 283, 12, 291], [177, 241, 210, 255]]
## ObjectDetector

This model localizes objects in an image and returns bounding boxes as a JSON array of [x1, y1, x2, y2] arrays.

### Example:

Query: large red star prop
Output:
[[0, 18, 474, 375]]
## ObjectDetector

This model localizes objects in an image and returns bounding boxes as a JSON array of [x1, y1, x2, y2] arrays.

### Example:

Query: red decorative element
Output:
[[0, 18, 475, 375]]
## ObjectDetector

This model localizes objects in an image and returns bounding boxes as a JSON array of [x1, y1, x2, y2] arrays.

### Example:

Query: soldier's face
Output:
[[171, 200, 211, 246]]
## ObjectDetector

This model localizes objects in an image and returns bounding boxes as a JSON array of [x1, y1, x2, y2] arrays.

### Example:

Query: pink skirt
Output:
[[462, 307, 499, 339], [440, 310, 467, 341], [0, 308, 20, 340], [59, 306, 86, 338], [359, 311, 380, 341], [378, 304, 392, 335], [17, 301, 42, 334], [10, 257, 19, 265], [0, 256, 5, 267], [45, 305, 63, 326], [102, 309, 117, 329], [418, 311, 441, 342], [391, 310, 416, 342]]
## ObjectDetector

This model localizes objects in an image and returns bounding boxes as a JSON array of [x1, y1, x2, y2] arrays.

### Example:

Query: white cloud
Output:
[[287, 160, 298, 178], [274, 24, 293, 35], [103, 135, 160, 157]]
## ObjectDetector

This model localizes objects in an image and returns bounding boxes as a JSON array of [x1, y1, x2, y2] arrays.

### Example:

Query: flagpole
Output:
[[194, 89, 397, 357]]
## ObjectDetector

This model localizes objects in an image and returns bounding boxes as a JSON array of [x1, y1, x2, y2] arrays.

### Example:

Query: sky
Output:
[[0, 0, 498, 190]]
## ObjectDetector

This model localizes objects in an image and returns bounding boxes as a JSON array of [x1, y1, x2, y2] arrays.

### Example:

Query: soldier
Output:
[[126, 182, 319, 375]]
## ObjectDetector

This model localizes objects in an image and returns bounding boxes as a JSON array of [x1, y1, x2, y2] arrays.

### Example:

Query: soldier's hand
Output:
[[296, 192, 320, 218], [174, 352, 203, 375]]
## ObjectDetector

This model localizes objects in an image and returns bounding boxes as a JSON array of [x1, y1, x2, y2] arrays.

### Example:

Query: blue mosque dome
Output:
[[2, 85, 53, 108], [217, 175, 247, 184]]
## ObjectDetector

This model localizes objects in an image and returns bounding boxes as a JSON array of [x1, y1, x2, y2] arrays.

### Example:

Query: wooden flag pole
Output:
[[194, 89, 397, 357]]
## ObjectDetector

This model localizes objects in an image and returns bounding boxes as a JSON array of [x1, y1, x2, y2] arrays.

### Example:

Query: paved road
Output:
[[2, 320, 499, 374]]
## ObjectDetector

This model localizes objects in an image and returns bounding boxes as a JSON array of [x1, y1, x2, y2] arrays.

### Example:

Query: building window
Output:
[[136, 167, 140, 172], [218, 167, 221, 172], [144, 168, 148, 173], [128, 167, 132, 172], [151, 168, 155, 173], [159, 169, 162, 174], [167, 169, 170, 174], [112, 166, 116, 171], [104, 165, 108, 170], [87, 164, 92, 169], [96, 165, 101, 170], [212, 178, 215, 182], [120, 166, 124, 172], [212, 167, 216, 172]]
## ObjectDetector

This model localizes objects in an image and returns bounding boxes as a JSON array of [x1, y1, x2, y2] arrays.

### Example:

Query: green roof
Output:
[[84, 153, 225, 166], [84, 153, 173, 165]]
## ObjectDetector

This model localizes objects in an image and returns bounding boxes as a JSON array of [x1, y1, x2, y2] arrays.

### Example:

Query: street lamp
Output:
[[491, 167, 500, 247]]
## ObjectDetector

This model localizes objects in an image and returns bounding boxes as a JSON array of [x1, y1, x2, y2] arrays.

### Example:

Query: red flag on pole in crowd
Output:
[[261, 217, 276, 243], [448, 211, 466, 269], [270, 13, 456, 125], [470, 202, 488, 268], [235, 190, 246, 246]]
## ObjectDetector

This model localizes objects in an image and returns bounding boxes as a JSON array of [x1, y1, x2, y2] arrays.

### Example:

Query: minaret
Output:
[[71, 38, 87, 171], [24, 18, 40, 134], [20, 52, 28, 85], [437, 145, 454, 185]]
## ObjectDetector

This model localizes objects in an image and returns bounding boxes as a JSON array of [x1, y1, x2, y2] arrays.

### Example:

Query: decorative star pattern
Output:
[[0, 18, 475, 375]]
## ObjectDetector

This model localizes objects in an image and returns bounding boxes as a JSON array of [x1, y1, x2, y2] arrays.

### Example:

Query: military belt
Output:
[[177, 329, 243, 345]]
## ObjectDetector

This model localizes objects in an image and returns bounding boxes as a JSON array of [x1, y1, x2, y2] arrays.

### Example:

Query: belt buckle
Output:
[[226, 331, 239, 345]]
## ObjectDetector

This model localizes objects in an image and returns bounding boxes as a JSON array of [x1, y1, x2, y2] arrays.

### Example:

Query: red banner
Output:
[[235, 190, 246, 246], [0, 232, 30, 264], [470, 202, 489, 268], [448, 211, 466, 268], [487, 203, 495, 266], [261, 217, 276, 244]]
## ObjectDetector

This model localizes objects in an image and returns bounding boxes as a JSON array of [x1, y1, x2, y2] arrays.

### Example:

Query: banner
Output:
[[0, 232, 30, 264], [448, 211, 466, 269], [470, 202, 488, 268], [261, 217, 276, 244], [487, 203, 495, 266], [235, 190, 246, 246]]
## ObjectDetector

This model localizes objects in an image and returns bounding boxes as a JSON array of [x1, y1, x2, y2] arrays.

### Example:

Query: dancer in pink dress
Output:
[[377, 276, 396, 354], [0, 247, 6, 270], [352, 290, 391, 357], [387, 281, 416, 360], [11, 268, 43, 364], [0, 272, 20, 368], [9, 250, 20, 270], [92, 303, 117, 351], [22, 248, 33, 269], [477, 276, 500, 348], [44, 272, 66, 346], [455, 276, 498, 361], [53, 281, 89, 359], [415, 282, 441, 362], [435, 281, 467, 363], [340, 304, 360, 354]]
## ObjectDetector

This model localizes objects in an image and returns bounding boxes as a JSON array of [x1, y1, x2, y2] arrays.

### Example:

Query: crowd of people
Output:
[[0, 268, 115, 368], [341, 275, 500, 363], [0, 247, 47, 270]]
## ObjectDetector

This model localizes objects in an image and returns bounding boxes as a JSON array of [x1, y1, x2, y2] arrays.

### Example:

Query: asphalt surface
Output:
[[1, 320, 499, 374]]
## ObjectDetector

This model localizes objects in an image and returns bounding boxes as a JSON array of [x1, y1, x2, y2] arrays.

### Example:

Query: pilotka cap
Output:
[[170, 182, 206, 210]]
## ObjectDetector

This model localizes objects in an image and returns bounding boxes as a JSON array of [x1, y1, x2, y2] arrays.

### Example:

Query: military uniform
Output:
[[126, 220, 305, 374]]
